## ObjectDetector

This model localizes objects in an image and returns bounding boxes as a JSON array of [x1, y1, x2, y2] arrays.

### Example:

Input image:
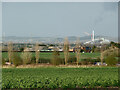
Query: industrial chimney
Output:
[[91, 30, 95, 42]]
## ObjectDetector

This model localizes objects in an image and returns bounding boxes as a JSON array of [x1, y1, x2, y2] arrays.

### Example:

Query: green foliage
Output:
[[2, 57, 6, 65], [12, 53, 23, 67], [2, 67, 118, 88], [19, 47, 24, 51], [2, 52, 101, 65], [4, 58, 9, 62], [67, 56, 76, 64], [30, 55, 51, 64], [92, 45, 96, 52], [94, 48, 101, 52], [51, 51, 63, 65], [80, 58, 101, 65], [105, 55, 117, 66], [2, 52, 100, 61], [80, 61, 88, 65], [39, 58, 50, 63], [110, 41, 120, 48], [30, 55, 36, 64]]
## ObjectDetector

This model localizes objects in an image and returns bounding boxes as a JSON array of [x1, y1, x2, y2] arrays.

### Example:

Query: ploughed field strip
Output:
[[2, 67, 118, 88]]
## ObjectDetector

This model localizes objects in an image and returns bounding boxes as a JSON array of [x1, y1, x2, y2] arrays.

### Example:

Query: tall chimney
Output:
[[92, 30, 94, 42]]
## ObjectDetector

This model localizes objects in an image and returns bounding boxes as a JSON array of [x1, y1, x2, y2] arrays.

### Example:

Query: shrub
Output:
[[91, 45, 96, 52], [31, 55, 36, 64], [80, 58, 101, 65], [94, 48, 100, 52], [4, 58, 9, 62], [105, 55, 117, 66], [67, 56, 77, 64], [96, 57, 101, 62], [2, 57, 6, 65], [51, 51, 63, 65], [39, 58, 50, 63], [80, 61, 88, 65], [19, 47, 24, 51], [12, 53, 23, 67], [80, 58, 90, 65]]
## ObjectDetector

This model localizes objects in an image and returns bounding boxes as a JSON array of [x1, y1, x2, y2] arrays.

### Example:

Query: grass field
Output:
[[2, 67, 118, 88], [2, 52, 100, 60]]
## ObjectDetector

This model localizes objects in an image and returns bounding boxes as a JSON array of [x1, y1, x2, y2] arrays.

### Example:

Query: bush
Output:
[[80, 57, 101, 65], [2, 57, 6, 65], [51, 51, 63, 65], [80, 61, 88, 65], [94, 48, 100, 52], [4, 58, 9, 62], [19, 47, 24, 51], [39, 58, 51, 63], [67, 56, 77, 64], [105, 55, 117, 66], [12, 53, 23, 67], [31, 55, 36, 64], [96, 57, 101, 62], [87, 57, 101, 63]]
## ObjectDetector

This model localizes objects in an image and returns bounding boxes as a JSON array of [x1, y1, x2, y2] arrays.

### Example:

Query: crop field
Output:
[[2, 67, 118, 88], [2, 52, 100, 60]]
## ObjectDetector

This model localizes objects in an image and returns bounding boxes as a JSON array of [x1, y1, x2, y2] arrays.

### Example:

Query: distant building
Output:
[[48, 46, 55, 49], [24, 46, 44, 52], [69, 48, 73, 52], [73, 46, 91, 53], [24, 48, 34, 52], [84, 31, 110, 44]]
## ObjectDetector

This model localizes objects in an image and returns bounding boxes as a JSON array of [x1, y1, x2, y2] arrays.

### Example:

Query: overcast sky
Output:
[[2, 2, 118, 37]]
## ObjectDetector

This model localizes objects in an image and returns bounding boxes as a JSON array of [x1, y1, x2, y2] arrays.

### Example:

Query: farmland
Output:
[[2, 67, 118, 88], [2, 52, 100, 60]]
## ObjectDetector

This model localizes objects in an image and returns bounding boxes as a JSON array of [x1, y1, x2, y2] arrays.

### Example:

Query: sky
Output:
[[2, 2, 118, 38]]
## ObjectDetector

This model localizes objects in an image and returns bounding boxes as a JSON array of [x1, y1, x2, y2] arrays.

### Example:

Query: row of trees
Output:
[[63, 37, 81, 65], [4, 38, 119, 67], [6, 37, 81, 66]]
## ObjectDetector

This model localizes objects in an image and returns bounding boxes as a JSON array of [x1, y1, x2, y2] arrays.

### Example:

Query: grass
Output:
[[2, 52, 100, 60]]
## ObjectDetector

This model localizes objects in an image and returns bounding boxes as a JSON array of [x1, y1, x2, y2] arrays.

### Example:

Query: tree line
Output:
[[2, 38, 119, 67]]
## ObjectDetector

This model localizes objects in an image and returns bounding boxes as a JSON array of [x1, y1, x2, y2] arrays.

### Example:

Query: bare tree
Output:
[[8, 41, 13, 64], [100, 51, 104, 65], [63, 37, 69, 65], [75, 38, 80, 66], [100, 45, 106, 65], [35, 42, 39, 64]]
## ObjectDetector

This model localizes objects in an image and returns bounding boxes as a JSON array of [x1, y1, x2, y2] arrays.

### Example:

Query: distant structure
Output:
[[84, 30, 110, 44], [92, 30, 95, 42]]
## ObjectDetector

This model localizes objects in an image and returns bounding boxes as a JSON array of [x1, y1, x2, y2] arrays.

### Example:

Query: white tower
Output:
[[92, 30, 95, 42]]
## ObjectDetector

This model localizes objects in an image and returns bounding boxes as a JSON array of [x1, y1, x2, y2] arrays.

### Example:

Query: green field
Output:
[[2, 67, 118, 88], [2, 52, 100, 60]]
